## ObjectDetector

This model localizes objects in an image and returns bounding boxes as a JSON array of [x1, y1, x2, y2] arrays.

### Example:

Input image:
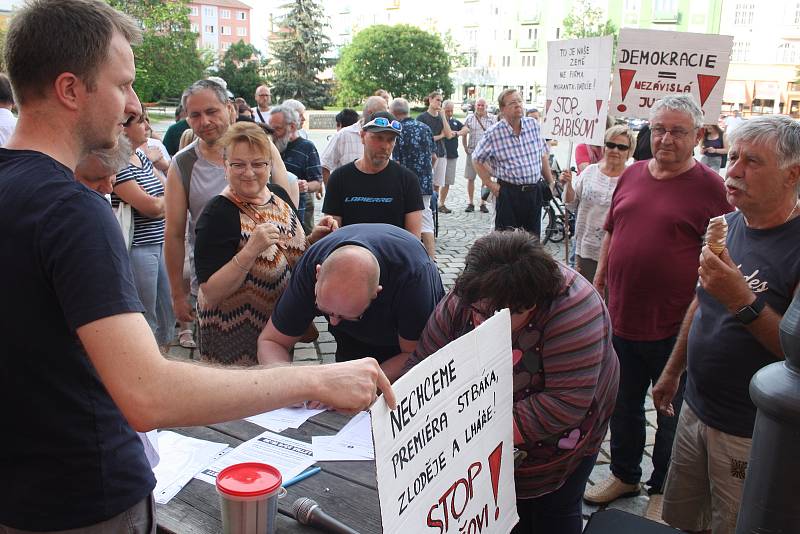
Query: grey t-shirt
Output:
[[686, 211, 800, 437]]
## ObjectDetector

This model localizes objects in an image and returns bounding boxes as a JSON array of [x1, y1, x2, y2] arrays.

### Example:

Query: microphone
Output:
[[291, 497, 361, 534]]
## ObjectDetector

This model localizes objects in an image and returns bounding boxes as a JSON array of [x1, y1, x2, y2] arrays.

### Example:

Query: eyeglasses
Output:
[[363, 117, 402, 132], [651, 127, 694, 139], [605, 141, 630, 151], [315, 301, 365, 322], [228, 161, 270, 173]]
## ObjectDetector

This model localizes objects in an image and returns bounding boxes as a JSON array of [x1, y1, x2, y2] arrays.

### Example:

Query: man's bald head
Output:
[[315, 245, 382, 324]]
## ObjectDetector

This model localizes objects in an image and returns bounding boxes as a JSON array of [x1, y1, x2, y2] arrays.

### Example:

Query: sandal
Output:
[[178, 329, 196, 349]]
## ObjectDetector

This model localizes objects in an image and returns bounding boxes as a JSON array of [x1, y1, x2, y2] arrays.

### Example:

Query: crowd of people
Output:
[[1, 1, 799, 534]]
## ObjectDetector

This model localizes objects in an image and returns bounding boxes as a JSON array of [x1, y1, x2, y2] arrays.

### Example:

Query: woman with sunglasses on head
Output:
[[193, 122, 335, 365], [561, 125, 634, 284], [405, 230, 619, 534]]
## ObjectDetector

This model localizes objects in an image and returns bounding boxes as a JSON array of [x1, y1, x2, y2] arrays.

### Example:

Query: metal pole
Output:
[[736, 289, 800, 532], [564, 141, 574, 265]]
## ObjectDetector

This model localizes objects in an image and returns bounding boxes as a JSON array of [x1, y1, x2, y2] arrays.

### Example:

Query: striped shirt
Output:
[[321, 121, 363, 172], [282, 137, 322, 183], [472, 116, 547, 185], [407, 265, 619, 498], [111, 150, 165, 246]]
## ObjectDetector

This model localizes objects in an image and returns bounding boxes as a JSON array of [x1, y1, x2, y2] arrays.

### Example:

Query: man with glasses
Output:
[[585, 94, 731, 521], [252, 84, 271, 124], [258, 223, 444, 382], [322, 111, 423, 237], [472, 89, 555, 235]]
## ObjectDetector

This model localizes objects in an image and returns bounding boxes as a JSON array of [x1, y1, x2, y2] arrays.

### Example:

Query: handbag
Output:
[[113, 201, 134, 250]]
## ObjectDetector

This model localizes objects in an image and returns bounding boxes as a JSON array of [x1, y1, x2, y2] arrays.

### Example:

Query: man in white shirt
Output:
[[252, 84, 271, 123], [0, 73, 17, 146], [321, 96, 387, 185]]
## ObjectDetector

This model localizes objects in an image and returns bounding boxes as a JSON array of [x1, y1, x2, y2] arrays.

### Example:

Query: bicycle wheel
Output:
[[541, 207, 565, 244]]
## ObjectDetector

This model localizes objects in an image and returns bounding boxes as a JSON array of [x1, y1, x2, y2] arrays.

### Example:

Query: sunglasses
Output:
[[364, 117, 402, 132], [605, 141, 630, 151]]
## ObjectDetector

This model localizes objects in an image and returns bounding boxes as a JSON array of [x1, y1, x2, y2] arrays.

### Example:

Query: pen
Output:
[[283, 466, 322, 489]]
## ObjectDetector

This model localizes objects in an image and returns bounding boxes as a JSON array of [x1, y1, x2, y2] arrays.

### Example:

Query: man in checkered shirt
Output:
[[472, 88, 555, 236]]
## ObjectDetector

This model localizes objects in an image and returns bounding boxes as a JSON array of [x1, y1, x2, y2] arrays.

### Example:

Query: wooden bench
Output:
[[144, 97, 181, 115]]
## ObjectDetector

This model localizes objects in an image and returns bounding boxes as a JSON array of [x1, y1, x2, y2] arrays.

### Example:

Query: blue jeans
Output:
[[609, 335, 685, 493], [512, 454, 597, 534], [129, 243, 175, 346]]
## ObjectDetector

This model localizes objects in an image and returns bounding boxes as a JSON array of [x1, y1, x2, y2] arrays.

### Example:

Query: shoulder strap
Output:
[[173, 143, 199, 206]]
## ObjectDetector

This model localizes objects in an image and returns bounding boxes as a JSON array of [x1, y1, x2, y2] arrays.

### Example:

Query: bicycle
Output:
[[541, 180, 575, 245]]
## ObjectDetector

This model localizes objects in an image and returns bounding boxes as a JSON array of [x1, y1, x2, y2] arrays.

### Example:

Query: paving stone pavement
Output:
[[165, 129, 661, 525]]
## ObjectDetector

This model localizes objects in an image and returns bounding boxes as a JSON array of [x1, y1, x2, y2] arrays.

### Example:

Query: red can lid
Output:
[[216, 462, 282, 497]]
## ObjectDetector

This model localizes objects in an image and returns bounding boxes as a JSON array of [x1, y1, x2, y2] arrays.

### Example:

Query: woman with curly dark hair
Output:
[[405, 230, 619, 534]]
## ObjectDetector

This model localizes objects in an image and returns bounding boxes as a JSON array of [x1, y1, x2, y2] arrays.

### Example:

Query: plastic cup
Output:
[[216, 462, 286, 534]]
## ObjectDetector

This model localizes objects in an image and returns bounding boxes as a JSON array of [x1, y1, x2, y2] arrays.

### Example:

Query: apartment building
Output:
[[187, 0, 252, 54]]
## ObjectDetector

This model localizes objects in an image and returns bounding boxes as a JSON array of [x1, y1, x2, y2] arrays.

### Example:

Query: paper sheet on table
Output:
[[195, 430, 315, 485], [312, 435, 373, 461], [326, 411, 374, 459], [245, 406, 325, 432], [152, 431, 229, 504]]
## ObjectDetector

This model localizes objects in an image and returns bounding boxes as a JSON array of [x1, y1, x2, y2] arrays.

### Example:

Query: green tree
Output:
[[216, 41, 265, 101], [267, 0, 331, 109], [562, 0, 617, 39], [335, 24, 453, 107], [109, 0, 209, 102]]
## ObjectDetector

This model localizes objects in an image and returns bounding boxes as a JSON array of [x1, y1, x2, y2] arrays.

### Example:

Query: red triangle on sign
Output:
[[618, 69, 636, 102], [696, 74, 721, 106], [545, 99, 552, 116], [596, 100, 603, 114]]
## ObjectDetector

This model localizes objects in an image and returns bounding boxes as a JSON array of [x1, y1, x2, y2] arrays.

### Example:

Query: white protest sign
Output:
[[371, 311, 517, 534], [610, 28, 733, 121], [541, 35, 613, 145]]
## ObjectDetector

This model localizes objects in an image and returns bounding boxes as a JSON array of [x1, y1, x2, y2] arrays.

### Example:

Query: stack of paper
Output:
[[152, 431, 229, 504], [245, 406, 325, 432], [312, 411, 374, 462]]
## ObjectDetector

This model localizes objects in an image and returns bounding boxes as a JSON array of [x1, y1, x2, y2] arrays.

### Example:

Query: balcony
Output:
[[652, 9, 680, 23], [517, 38, 539, 51], [519, 7, 541, 24]]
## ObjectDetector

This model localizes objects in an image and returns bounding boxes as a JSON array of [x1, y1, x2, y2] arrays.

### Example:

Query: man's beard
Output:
[[273, 133, 290, 153]]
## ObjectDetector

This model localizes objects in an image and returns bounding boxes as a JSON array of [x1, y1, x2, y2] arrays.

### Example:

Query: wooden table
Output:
[[156, 412, 382, 533]]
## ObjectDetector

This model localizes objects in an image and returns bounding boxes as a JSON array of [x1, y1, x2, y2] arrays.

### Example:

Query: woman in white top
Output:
[[561, 125, 634, 283]]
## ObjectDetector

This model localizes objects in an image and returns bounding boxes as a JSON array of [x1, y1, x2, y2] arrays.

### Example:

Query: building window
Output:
[[794, 2, 800, 24], [521, 54, 536, 67], [220, 26, 231, 35], [221, 9, 231, 19], [732, 40, 750, 62], [203, 6, 214, 17], [190, 23, 199, 32], [237, 26, 247, 37], [468, 52, 477, 67], [778, 41, 799, 64], [555, 27, 560, 39], [190, 6, 198, 16], [507, 29, 512, 40], [238, 11, 247, 20], [624, 0, 640, 11], [733, 3, 754, 25], [527, 28, 538, 40], [222, 42, 231, 50], [205, 25, 215, 34]]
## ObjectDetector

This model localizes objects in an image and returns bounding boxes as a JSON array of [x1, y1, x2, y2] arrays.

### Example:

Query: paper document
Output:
[[195, 430, 316, 485], [325, 411, 374, 460], [152, 431, 229, 504], [245, 406, 325, 432], [312, 435, 373, 461]]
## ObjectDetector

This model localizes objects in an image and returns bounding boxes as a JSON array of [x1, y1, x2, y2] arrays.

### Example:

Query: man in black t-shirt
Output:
[[0, 3, 395, 531], [258, 224, 444, 382], [323, 111, 423, 236], [652, 115, 800, 533], [417, 91, 453, 205]]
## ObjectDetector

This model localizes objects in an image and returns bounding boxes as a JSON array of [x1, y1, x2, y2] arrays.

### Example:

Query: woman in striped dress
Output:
[[193, 122, 334, 366], [111, 104, 174, 348], [405, 231, 619, 534]]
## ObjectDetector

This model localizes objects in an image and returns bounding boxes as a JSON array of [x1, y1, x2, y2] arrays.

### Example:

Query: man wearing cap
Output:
[[322, 111, 423, 237]]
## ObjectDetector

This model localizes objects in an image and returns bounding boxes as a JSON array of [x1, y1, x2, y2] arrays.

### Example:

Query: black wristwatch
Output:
[[735, 298, 765, 325]]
